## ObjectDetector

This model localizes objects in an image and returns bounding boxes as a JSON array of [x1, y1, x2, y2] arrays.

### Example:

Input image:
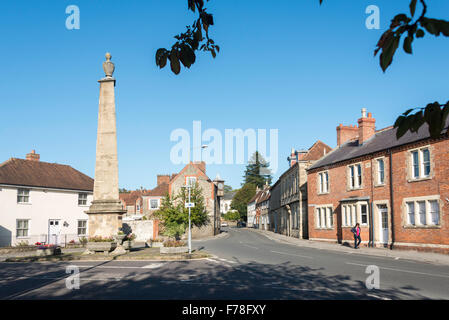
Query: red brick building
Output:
[[307, 109, 449, 253]]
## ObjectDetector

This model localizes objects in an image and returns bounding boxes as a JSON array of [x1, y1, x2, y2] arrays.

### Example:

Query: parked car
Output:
[[236, 221, 246, 228], [221, 222, 228, 227]]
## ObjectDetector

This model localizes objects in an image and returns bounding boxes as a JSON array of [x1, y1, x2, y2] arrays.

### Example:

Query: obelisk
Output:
[[86, 53, 126, 238]]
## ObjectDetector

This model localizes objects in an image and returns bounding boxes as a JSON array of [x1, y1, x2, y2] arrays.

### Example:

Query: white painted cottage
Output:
[[0, 151, 93, 247]]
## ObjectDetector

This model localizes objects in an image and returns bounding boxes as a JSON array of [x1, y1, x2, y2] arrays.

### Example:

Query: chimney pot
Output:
[[358, 111, 376, 144], [361, 108, 367, 118], [26, 150, 40, 162]]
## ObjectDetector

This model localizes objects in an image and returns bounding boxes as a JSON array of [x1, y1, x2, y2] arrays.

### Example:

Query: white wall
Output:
[[247, 202, 256, 227], [220, 199, 232, 214], [0, 185, 93, 247]]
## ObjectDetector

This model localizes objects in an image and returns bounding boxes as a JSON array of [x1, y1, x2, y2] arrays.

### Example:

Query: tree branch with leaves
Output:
[[320, 0, 449, 139], [155, 0, 219, 75], [157, 1, 449, 139]]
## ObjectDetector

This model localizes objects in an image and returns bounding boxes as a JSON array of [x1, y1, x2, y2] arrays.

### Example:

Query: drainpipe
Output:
[[389, 149, 395, 250], [369, 158, 374, 248], [369, 200, 374, 247]]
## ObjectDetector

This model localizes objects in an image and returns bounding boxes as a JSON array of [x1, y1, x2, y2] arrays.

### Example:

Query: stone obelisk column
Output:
[[86, 53, 126, 238]]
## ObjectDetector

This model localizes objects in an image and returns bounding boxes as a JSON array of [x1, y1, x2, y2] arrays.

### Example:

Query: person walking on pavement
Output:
[[351, 223, 361, 249]]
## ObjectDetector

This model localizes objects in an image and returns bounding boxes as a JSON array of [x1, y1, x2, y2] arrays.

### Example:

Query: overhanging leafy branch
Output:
[[320, 0, 449, 139], [155, 0, 219, 75]]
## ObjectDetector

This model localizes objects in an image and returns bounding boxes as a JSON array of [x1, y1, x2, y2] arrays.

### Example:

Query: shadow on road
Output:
[[0, 259, 426, 300]]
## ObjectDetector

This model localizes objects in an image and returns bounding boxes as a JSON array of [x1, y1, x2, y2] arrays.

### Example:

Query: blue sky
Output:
[[1, 0, 448, 190]]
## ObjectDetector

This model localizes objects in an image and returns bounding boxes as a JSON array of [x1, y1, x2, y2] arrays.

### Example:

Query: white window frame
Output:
[[77, 220, 87, 236], [376, 158, 385, 185], [150, 198, 159, 209], [78, 193, 88, 206], [186, 176, 197, 187], [342, 202, 370, 227], [348, 163, 363, 190], [410, 147, 431, 180], [315, 205, 333, 229], [404, 196, 440, 227], [318, 171, 329, 194], [360, 203, 368, 226], [17, 188, 30, 204], [16, 219, 30, 238]]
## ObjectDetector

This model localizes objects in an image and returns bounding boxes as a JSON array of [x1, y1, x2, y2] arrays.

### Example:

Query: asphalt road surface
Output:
[[1, 227, 448, 300]]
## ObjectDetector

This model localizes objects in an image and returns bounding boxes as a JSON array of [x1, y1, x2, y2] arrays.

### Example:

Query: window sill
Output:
[[374, 183, 386, 188], [317, 192, 330, 196], [17, 202, 32, 205], [348, 187, 363, 191], [315, 227, 334, 230], [407, 177, 432, 183], [403, 225, 440, 229]]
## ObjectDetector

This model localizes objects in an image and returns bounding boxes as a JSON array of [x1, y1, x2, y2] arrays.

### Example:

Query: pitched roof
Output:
[[248, 185, 270, 205], [301, 140, 333, 161], [0, 158, 94, 191], [143, 183, 169, 197], [119, 190, 143, 205], [223, 190, 237, 201], [257, 187, 271, 204], [309, 119, 449, 170]]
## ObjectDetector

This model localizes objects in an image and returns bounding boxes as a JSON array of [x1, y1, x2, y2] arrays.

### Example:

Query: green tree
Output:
[[154, 184, 208, 239], [176, 183, 209, 228], [223, 185, 233, 193], [157, 0, 449, 139], [243, 152, 272, 188], [231, 183, 257, 221], [222, 210, 240, 222], [154, 194, 186, 239]]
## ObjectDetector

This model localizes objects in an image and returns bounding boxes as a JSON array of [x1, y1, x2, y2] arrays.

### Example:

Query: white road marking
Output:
[[270, 250, 313, 259], [142, 263, 165, 269], [217, 258, 237, 264], [243, 244, 259, 250], [76, 265, 146, 269], [346, 262, 449, 279]]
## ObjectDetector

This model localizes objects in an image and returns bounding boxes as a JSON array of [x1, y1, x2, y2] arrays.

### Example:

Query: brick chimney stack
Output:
[[288, 148, 298, 167], [358, 109, 376, 145], [26, 150, 40, 161], [157, 175, 170, 186], [336, 124, 359, 147], [193, 161, 206, 173]]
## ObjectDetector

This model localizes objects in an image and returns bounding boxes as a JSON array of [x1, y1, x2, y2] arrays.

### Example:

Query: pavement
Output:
[[0, 227, 448, 300], [249, 228, 449, 266]]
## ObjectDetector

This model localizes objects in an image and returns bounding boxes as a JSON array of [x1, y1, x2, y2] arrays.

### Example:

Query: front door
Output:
[[378, 206, 389, 245], [48, 219, 61, 245]]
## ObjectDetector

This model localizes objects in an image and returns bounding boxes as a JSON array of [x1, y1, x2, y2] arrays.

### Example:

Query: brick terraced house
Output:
[[307, 109, 449, 253], [268, 141, 332, 239]]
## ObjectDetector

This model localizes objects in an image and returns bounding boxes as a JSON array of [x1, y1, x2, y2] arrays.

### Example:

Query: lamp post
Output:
[[183, 144, 208, 254]]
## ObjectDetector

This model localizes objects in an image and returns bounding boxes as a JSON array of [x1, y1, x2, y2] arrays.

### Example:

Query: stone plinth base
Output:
[[86, 200, 126, 238]]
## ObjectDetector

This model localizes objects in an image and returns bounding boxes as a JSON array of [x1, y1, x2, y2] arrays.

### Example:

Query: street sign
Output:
[[185, 202, 195, 208]]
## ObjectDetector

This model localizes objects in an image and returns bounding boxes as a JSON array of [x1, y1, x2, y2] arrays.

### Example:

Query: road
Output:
[[0, 227, 448, 299]]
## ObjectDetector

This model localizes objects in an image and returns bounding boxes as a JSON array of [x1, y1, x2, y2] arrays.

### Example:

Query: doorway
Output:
[[48, 219, 61, 245], [378, 205, 389, 245]]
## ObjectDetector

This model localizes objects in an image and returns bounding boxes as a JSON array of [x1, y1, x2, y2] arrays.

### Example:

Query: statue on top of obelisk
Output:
[[86, 53, 126, 238]]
